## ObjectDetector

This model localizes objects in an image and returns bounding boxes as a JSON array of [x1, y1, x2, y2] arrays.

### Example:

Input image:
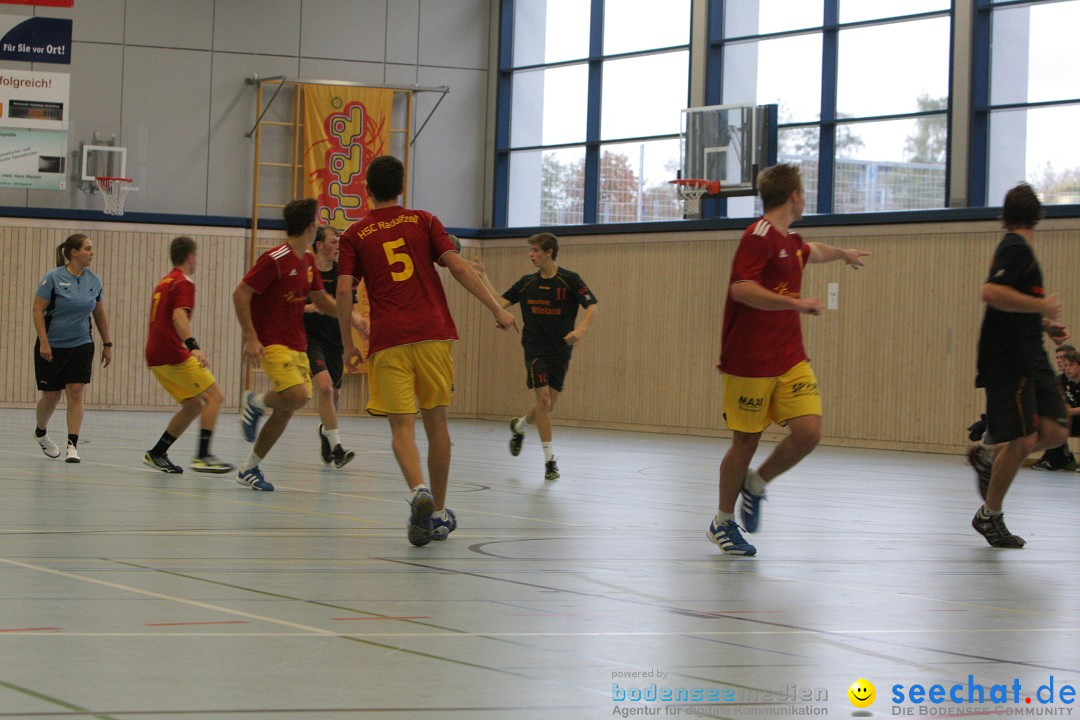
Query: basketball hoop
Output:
[[669, 179, 721, 217], [95, 176, 137, 216]]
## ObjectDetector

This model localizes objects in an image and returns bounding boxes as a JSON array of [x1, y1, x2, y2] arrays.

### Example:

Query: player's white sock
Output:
[[241, 451, 263, 473], [251, 393, 268, 411], [433, 509, 448, 521], [410, 485, 429, 500], [714, 511, 735, 525], [323, 427, 341, 447], [980, 505, 1003, 518], [513, 417, 529, 433], [541, 442, 554, 462], [745, 468, 767, 495]]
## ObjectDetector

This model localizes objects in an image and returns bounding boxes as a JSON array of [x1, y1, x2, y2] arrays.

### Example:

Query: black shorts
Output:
[[306, 342, 344, 389], [525, 354, 570, 393], [35, 341, 94, 392], [985, 368, 1069, 443]]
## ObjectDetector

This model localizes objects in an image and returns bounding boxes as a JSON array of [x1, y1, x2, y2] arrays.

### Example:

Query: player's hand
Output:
[[494, 308, 517, 331], [303, 302, 320, 315], [355, 317, 370, 341], [564, 329, 585, 346], [38, 342, 53, 362], [242, 335, 264, 367], [843, 249, 870, 268], [467, 257, 486, 274], [101, 345, 113, 368], [1043, 294, 1062, 322], [192, 348, 210, 368], [795, 298, 824, 316], [343, 345, 364, 369], [1046, 321, 1071, 345]]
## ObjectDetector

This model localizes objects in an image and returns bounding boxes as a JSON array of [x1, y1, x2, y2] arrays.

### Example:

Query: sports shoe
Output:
[[236, 466, 274, 491], [430, 509, 457, 541], [739, 484, 766, 534], [65, 441, 80, 464], [144, 451, 183, 473], [35, 432, 60, 459], [240, 391, 264, 443], [706, 518, 757, 556], [331, 445, 355, 469], [191, 455, 235, 474], [318, 424, 332, 465], [1032, 459, 1058, 471], [509, 418, 524, 456], [972, 508, 1025, 548], [967, 445, 993, 501], [544, 458, 560, 481], [407, 487, 435, 547]]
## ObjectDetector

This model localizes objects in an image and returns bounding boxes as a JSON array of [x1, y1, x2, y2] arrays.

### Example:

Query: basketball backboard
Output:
[[80, 144, 126, 183], [679, 103, 777, 197]]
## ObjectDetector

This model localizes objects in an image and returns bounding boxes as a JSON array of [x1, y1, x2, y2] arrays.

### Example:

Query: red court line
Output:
[[0, 627, 61, 633], [145, 621, 249, 627], [332, 616, 431, 621]]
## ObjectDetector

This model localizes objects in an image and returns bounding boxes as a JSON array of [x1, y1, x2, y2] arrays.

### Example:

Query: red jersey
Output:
[[242, 243, 324, 352], [719, 218, 811, 377], [337, 206, 458, 356], [145, 267, 195, 367]]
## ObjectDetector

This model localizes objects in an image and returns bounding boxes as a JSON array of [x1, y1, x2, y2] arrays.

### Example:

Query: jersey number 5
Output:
[[382, 238, 415, 282]]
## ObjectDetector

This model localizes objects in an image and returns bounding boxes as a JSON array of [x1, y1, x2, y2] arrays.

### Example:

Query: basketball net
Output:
[[669, 179, 720, 218], [95, 176, 136, 216]]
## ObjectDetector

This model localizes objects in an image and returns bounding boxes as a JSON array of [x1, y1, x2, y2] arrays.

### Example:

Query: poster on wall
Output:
[[0, 15, 72, 64], [0, 69, 69, 129], [0, 127, 67, 189], [0, 1, 73, 7]]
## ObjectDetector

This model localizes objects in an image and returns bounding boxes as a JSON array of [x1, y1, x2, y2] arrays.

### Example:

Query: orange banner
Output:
[[302, 84, 393, 230], [302, 84, 393, 373]]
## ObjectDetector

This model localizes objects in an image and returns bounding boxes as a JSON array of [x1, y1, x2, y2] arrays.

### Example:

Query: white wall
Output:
[[0, 0, 493, 228]]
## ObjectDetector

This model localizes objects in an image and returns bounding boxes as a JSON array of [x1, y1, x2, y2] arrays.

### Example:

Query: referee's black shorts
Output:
[[35, 341, 94, 392]]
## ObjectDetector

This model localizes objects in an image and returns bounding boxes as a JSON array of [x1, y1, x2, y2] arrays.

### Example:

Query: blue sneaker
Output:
[[739, 479, 766, 534], [407, 487, 435, 546], [706, 518, 757, 556], [430, 509, 457, 540], [236, 465, 274, 491], [240, 392, 264, 443]]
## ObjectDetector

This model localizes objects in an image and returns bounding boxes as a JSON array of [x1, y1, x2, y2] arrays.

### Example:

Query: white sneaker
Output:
[[35, 432, 60, 458], [65, 440, 80, 463]]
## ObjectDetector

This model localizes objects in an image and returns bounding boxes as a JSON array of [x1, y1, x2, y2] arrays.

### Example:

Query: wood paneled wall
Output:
[[4, 217, 1079, 454]]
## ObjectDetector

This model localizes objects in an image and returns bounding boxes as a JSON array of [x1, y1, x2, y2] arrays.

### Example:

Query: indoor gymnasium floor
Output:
[[0, 408, 1077, 719]]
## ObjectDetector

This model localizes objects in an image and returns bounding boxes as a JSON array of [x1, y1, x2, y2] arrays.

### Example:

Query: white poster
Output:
[[0, 128, 67, 189], [0, 69, 69, 130]]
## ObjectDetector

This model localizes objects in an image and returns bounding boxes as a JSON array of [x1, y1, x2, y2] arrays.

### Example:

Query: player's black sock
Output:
[[198, 429, 212, 459], [151, 432, 177, 457]]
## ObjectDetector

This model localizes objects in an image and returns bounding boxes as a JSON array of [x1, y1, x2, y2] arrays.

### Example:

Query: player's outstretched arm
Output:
[[466, 257, 511, 309], [444, 253, 516, 330], [807, 242, 869, 268]]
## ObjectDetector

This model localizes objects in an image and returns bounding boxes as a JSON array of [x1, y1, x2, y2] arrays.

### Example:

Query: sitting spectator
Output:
[[1033, 346, 1080, 470]]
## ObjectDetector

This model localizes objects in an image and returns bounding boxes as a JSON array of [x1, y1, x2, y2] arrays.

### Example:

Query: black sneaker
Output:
[[1031, 459, 1058, 471], [332, 445, 355, 469], [544, 458, 560, 481], [967, 445, 992, 500], [972, 508, 1025, 548], [144, 451, 183, 474], [318, 424, 332, 465], [509, 418, 524, 457]]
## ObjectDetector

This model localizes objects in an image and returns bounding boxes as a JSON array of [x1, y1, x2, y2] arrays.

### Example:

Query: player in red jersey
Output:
[[232, 198, 338, 491], [707, 164, 869, 556], [143, 236, 234, 475], [336, 155, 516, 546]]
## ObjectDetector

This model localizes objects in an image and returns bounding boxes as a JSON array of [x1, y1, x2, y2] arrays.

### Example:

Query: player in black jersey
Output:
[[473, 233, 597, 481], [970, 183, 1070, 548], [304, 226, 367, 468]]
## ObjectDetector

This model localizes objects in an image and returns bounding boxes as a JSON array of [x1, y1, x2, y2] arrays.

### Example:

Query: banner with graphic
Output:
[[302, 84, 393, 372], [0, 127, 66, 189], [0, 69, 68, 129], [0, 1, 74, 6], [0, 15, 71, 63]]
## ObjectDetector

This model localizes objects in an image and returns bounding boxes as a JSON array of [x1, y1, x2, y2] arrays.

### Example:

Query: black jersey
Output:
[[304, 262, 353, 352], [503, 267, 597, 358], [976, 234, 1051, 387]]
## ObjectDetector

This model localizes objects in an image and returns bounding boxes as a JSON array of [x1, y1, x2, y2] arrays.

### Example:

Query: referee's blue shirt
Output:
[[35, 267, 103, 348]]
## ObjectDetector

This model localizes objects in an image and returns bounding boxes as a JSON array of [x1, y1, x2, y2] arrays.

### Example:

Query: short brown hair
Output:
[[757, 163, 803, 211], [1001, 183, 1043, 230], [313, 225, 339, 250], [170, 236, 196, 266], [527, 232, 559, 260], [1064, 351, 1080, 365]]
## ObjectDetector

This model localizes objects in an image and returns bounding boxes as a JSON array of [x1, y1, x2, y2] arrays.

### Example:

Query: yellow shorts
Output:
[[150, 355, 218, 402], [368, 340, 454, 416], [722, 360, 822, 433], [259, 344, 312, 397]]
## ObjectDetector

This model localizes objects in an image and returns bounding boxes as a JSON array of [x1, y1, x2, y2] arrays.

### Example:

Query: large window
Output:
[[496, 0, 691, 226], [713, 0, 951, 217], [978, 0, 1080, 206]]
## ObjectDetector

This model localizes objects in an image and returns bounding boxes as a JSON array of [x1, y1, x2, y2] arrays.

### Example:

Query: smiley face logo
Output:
[[848, 679, 876, 708]]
